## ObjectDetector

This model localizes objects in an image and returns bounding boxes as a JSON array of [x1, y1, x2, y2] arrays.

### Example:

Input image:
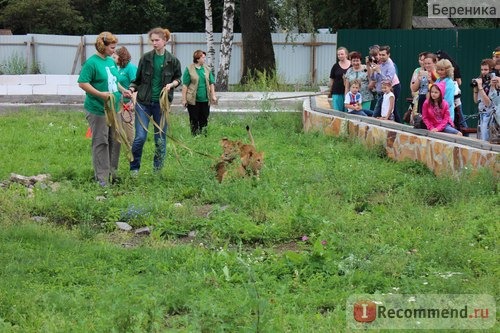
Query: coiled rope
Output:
[[103, 93, 134, 162], [133, 86, 218, 162]]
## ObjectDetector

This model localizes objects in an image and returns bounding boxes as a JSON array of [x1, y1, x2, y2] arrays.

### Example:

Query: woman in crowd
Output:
[[435, 59, 455, 121], [344, 51, 373, 112], [329, 46, 351, 111], [411, 53, 438, 114]]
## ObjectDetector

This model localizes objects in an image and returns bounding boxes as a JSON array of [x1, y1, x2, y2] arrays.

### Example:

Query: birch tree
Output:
[[216, 0, 235, 91], [204, 0, 216, 73]]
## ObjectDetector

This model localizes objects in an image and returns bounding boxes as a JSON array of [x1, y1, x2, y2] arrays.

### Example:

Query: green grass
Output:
[[0, 109, 498, 332]]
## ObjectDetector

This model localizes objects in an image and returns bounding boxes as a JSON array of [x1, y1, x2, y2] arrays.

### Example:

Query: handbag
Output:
[[413, 113, 427, 129]]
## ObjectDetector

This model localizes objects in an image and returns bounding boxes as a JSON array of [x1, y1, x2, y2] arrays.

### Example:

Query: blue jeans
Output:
[[442, 124, 460, 135], [373, 93, 383, 118], [348, 109, 373, 117], [130, 102, 167, 171], [478, 112, 491, 141]]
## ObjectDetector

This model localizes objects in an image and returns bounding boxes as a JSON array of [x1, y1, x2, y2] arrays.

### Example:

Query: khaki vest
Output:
[[186, 64, 211, 105]]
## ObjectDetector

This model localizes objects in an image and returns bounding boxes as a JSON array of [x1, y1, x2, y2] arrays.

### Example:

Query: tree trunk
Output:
[[390, 0, 402, 28], [204, 0, 216, 73], [240, 0, 276, 85], [400, 0, 414, 29], [216, 0, 235, 92], [391, 0, 414, 29]]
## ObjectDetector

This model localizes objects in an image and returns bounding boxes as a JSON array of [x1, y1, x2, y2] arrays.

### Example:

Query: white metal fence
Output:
[[0, 33, 337, 85]]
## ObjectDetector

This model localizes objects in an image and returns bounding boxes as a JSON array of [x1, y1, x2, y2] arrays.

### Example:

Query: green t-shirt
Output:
[[181, 65, 215, 102], [151, 53, 165, 102], [117, 62, 137, 103], [78, 54, 121, 115]]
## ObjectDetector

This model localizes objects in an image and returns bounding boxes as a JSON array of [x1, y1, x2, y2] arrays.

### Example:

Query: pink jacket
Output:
[[421, 81, 454, 131]]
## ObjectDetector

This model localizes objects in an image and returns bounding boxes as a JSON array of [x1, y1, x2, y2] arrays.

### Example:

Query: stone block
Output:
[[46, 75, 79, 85], [0, 75, 21, 85], [18, 75, 46, 85], [33, 84, 58, 95], [58, 85, 85, 95], [7, 85, 32, 95]]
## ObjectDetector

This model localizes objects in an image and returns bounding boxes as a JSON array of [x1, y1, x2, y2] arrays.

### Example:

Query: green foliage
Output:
[[0, 52, 26, 74], [0, 52, 43, 74], [0, 0, 85, 35], [0, 110, 497, 331], [237, 68, 284, 91]]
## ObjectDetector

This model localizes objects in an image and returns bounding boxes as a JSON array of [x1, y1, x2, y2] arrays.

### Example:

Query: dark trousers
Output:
[[187, 101, 210, 136], [392, 83, 401, 123]]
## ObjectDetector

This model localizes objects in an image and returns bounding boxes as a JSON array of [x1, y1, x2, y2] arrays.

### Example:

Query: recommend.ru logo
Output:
[[347, 294, 495, 330]]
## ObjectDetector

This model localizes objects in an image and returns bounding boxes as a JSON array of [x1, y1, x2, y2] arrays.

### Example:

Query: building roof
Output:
[[412, 16, 455, 29], [0, 29, 13, 35]]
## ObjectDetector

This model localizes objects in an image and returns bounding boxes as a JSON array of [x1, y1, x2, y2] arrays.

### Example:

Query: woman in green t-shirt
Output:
[[78, 31, 131, 186]]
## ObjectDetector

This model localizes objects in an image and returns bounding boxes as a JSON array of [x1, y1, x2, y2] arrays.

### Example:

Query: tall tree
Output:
[[240, 0, 275, 84], [390, 0, 414, 29], [216, 0, 235, 91], [204, 0, 216, 72]]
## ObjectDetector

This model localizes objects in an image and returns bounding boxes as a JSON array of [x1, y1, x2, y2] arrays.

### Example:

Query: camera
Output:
[[470, 73, 493, 87], [367, 56, 377, 64]]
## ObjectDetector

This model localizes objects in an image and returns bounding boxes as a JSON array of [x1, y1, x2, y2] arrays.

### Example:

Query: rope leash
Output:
[[132, 88, 219, 163], [104, 94, 133, 162]]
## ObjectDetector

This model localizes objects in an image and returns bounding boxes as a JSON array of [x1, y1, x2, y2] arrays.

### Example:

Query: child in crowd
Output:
[[344, 80, 369, 116], [422, 82, 462, 135], [378, 80, 394, 120]]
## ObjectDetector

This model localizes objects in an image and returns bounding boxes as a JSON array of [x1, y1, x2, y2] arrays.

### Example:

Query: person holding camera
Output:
[[473, 59, 498, 141], [370, 45, 401, 122]]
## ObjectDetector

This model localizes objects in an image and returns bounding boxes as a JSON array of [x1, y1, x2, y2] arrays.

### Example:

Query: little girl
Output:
[[378, 80, 394, 120], [422, 82, 462, 135]]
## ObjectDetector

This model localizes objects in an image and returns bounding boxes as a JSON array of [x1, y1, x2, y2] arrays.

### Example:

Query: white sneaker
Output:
[[130, 170, 139, 177]]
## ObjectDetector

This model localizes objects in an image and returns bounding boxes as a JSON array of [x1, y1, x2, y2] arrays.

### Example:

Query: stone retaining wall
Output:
[[304, 95, 499, 177]]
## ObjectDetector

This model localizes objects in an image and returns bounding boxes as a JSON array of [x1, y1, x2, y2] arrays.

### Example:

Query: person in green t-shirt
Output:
[[181, 50, 217, 136], [78, 31, 131, 186], [127, 27, 182, 174], [112, 46, 137, 149]]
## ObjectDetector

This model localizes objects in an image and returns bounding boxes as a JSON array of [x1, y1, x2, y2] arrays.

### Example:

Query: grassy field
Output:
[[0, 109, 498, 332]]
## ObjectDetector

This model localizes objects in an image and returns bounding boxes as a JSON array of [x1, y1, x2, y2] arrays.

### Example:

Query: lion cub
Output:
[[216, 126, 264, 182]]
